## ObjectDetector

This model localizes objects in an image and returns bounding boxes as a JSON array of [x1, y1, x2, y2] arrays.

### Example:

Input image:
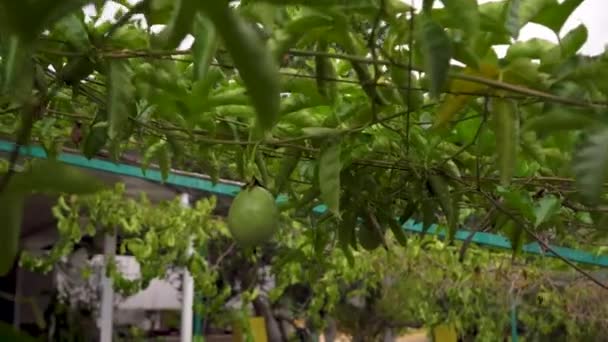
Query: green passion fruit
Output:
[[227, 185, 279, 247]]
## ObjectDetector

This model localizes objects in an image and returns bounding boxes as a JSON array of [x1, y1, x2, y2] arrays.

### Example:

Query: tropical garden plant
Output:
[[1, 0, 608, 340]]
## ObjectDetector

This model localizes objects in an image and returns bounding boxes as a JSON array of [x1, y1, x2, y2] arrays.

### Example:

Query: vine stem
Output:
[[47, 103, 439, 148], [40, 55, 532, 100], [0, 63, 62, 194], [289, 49, 604, 108], [103, 0, 150, 39], [0, 100, 37, 194], [210, 243, 236, 270], [33, 107, 608, 193], [36, 48, 607, 109], [33, 107, 608, 191], [480, 190, 608, 290], [406, 7, 415, 156], [458, 206, 496, 262], [439, 97, 488, 167]]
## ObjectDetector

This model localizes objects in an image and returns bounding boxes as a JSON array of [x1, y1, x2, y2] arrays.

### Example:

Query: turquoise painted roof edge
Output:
[[1, 140, 607, 267]]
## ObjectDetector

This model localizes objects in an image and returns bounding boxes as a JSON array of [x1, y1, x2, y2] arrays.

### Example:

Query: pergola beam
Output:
[[1, 139, 606, 268]]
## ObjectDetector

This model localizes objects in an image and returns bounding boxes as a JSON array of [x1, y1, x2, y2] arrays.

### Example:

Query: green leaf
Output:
[[387, 217, 408, 247], [492, 98, 519, 186], [0, 36, 33, 102], [207, 90, 250, 108], [498, 187, 535, 221], [517, 0, 552, 27], [542, 81, 587, 111], [398, 201, 418, 225], [59, 56, 96, 86], [318, 140, 341, 217], [439, 0, 479, 36], [108, 25, 150, 50], [254, 151, 270, 186], [390, 51, 424, 110], [268, 12, 334, 61], [201, 3, 280, 132], [478, 1, 508, 34], [106, 60, 136, 141], [520, 134, 546, 165], [166, 133, 184, 165], [292, 186, 321, 212], [0, 0, 89, 40], [505, 38, 555, 61], [141, 140, 167, 173], [240, 2, 276, 29], [428, 175, 456, 240], [532, 0, 583, 34], [53, 14, 90, 51], [523, 109, 601, 135], [280, 75, 325, 103], [279, 93, 318, 115], [275, 149, 301, 194], [192, 13, 218, 81], [151, 0, 199, 50], [189, 67, 226, 110], [452, 41, 481, 70], [8, 160, 106, 195], [338, 209, 357, 250], [534, 195, 561, 228], [246, 0, 385, 11], [503, 219, 524, 253], [315, 41, 338, 104], [144, 0, 174, 25], [564, 59, 608, 96], [82, 108, 108, 159], [338, 32, 388, 105], [159, 144, 172, 182], [33, 0, 92, 34], [502, 58, 543, 87], [505, 0, 521, 38], [492, 211, 510, 231], [573, 128, 608, 205], [301, 127, 342, 138], [0, 193, 24, 276], [417, 14, 452, 98], [557, 24, 587, 58], [83, 121, 109, 159], [421, 199, 435, 232]]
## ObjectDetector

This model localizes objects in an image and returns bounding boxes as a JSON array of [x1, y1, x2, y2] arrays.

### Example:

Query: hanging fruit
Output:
[[227, 182, 279, 247]]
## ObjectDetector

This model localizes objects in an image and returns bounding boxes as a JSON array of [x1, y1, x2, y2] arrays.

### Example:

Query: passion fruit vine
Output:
[[227, 184, 279, 247]]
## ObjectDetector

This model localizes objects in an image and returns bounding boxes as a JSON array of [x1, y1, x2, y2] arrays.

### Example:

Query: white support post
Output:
[[99, 232, 116, 342], [180, 193, 194, 342]]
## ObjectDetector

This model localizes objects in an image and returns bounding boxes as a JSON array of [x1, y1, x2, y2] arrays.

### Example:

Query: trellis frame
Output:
[[2, 139, 606, 267]]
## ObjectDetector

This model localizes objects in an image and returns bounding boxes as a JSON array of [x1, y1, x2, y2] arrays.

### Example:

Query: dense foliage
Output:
[[14, 186, 608, 341], [1, 0, 608, 339], [17, 188, 608, 341]]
